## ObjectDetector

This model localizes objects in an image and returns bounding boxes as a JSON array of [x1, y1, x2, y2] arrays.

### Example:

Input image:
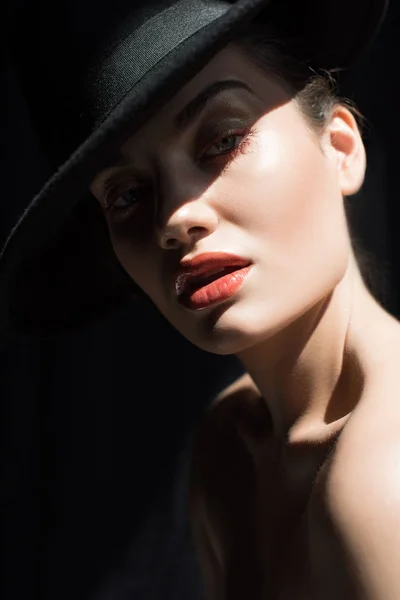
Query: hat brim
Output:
[[0, 0, 388, 338]]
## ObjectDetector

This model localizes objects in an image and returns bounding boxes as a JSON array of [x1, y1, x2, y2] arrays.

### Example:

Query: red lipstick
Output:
[[175, 252, 252, 310]]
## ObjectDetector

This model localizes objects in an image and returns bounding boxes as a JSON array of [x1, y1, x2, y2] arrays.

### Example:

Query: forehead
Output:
[[125, 43, 287, 141], [122, 44, 287, 143]]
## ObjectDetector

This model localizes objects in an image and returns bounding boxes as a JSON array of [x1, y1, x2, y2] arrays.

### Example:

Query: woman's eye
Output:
[[113, 188, 138, 209], [102, 182, 152, 224], [200, 127, 256, 168], [105, 185, 142, 217], [204, 134, 242, 158]]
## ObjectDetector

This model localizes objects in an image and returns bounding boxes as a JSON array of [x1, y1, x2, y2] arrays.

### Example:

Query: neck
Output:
[[236, 254, 389, 447]]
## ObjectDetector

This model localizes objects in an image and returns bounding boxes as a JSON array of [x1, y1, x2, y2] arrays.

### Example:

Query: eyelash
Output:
[[103, 126, 257, 222], [201, 126, 257, 172]]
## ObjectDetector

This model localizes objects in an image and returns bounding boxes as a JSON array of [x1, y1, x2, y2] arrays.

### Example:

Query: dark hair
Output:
[[233, 24, 390, 306]]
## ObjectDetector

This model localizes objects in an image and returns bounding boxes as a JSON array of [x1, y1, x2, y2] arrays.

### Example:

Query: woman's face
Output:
[[90, 44, 364, 355]]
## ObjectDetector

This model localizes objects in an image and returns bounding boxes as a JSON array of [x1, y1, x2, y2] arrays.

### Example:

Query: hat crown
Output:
[[14, 0, 234, 165], [85, 0, 232, 125]]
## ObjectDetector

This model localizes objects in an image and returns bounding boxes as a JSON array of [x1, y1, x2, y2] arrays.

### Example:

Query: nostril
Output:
[[188, 226, 207, 236], [161, 225, 209, 249], [164, 237, 179, 249]]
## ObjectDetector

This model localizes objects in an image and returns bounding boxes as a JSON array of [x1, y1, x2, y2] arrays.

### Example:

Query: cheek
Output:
[[109, 232, 175, 318], [220, 125, 349, 280], [109, 228, 156, 292]]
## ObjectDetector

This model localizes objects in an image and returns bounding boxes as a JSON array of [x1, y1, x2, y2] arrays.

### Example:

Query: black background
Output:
[[2, 2, 400, 599]]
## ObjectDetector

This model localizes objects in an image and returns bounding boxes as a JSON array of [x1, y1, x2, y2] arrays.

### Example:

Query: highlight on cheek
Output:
[[251, 129, 282, 172]]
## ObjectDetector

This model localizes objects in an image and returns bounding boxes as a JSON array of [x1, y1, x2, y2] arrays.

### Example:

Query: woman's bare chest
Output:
[[227, 459, 317, 599], [190, 404, 337, 599]]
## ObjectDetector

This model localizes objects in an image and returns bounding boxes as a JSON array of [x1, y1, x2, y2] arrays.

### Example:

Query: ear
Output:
[[324, 105, 366, 196]]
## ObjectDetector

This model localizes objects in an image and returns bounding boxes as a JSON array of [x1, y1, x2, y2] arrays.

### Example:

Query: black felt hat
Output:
[[1, 0, 388, 339]]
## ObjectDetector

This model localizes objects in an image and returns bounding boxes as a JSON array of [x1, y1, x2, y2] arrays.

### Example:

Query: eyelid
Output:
[[194, 114, 254, 148], [101, 171, 143, 205]]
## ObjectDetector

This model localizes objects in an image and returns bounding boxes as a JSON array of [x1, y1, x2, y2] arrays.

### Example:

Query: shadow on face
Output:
[[89, 43, 365, 356]]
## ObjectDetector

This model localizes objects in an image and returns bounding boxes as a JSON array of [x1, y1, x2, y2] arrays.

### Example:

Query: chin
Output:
[[178, 291, 332, 356], [189, 329, 257, 356], [172, 300, 285, 355]]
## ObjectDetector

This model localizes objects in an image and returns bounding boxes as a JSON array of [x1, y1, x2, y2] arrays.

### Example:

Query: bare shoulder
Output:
[[312, 360, 400, 499], [308, 375, 400, 599]]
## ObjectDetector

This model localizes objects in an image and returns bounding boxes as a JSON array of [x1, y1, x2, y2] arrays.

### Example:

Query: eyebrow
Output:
[[100, 79, 254, 173], [174, 78, 254, 132]]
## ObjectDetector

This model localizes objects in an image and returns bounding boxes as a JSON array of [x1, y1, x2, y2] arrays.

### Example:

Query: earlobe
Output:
[[328, 106, 366, 196]]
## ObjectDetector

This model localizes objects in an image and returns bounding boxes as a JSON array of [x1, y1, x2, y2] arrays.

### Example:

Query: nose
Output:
[[156, 197, 219, 250]]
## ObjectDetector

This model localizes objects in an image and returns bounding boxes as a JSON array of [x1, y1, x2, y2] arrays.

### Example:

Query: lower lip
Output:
[[179, 265, 252, 310]]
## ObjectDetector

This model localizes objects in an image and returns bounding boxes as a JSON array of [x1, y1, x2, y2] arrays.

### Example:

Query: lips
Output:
[[174, 252, 252, 309]]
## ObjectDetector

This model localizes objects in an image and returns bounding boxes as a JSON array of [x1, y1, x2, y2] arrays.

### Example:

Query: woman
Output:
[[2, 0, 397, 598]]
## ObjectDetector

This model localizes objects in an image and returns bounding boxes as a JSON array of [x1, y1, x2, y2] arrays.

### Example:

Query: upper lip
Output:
[[174, 252, 251, 297]]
